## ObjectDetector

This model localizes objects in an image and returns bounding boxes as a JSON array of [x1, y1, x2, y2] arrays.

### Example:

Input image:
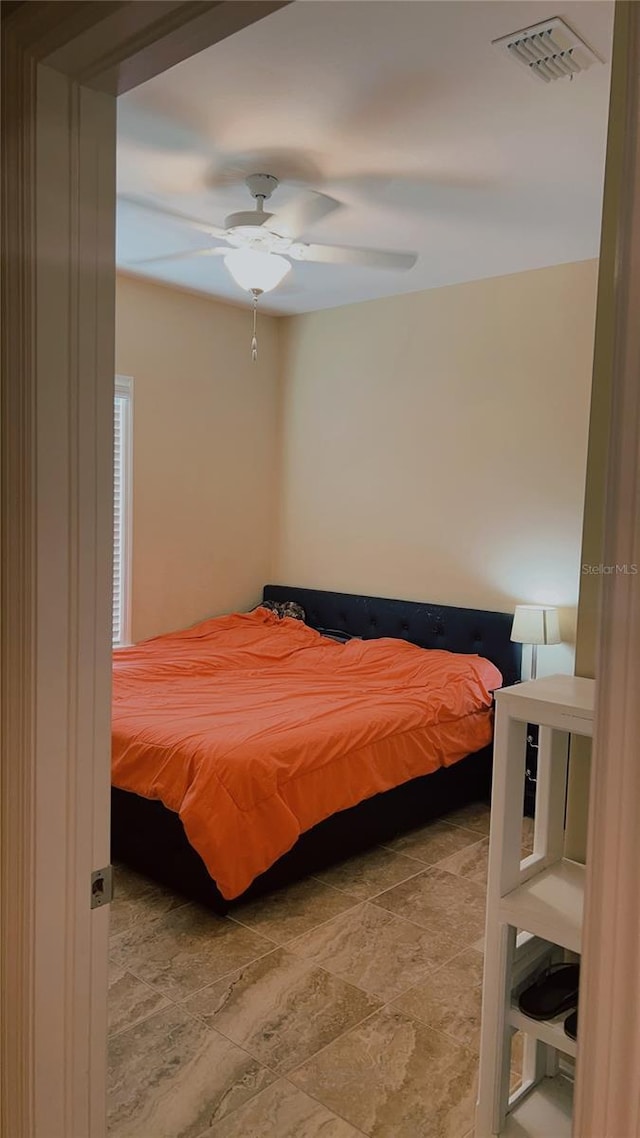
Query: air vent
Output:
[[493, 17, 602, 83]]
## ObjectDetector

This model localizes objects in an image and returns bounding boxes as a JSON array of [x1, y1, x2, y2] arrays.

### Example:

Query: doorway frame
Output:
[[1, 5, 287, 1136], [573, 5, 640, 1137], [1, 2, 639, 1136]]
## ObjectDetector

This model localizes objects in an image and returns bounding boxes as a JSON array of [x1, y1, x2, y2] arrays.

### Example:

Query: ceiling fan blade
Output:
[[126, 247, 228, 266], [269, 191, 342, 238], [119, 194, 229, 240], [290, 243, 417, 270]]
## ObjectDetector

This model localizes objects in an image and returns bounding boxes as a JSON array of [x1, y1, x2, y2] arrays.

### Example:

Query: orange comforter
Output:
[[112, 608, 501, 899]]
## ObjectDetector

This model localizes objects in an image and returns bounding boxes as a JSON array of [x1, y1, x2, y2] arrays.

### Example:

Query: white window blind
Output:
[[113, 376, 133, 646]]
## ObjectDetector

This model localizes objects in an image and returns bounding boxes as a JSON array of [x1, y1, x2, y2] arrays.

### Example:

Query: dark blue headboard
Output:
[[263, 585, 521, 689]]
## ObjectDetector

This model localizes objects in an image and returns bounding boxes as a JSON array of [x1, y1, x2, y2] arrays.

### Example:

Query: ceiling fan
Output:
[[122, 174, 418, 361], [121, 174, 416, 286]]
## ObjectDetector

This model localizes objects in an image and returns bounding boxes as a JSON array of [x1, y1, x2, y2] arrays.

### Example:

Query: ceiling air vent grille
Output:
[[493, 17, 602, 83]]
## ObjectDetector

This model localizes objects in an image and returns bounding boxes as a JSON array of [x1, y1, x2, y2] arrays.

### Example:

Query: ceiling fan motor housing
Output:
[[245, 173, 279, 200], [224, 174, 279, 232]]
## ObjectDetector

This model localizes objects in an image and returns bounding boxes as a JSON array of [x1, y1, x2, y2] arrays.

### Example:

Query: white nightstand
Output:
[[475, 674, 594, 1138]]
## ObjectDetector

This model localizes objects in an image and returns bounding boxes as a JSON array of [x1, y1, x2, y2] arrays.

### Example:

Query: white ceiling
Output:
[[116, 1, 614, 315]]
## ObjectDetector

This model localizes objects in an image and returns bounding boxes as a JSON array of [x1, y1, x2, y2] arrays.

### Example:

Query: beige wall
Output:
[[276, 261, 599, 677], [117, 260, 599, 682], [116, 273, 282, 642]]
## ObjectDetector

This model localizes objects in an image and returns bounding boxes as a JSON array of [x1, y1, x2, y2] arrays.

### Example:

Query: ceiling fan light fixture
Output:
[[224, 248, 291, 294]]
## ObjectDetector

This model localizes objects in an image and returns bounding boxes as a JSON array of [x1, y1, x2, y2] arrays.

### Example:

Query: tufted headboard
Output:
[[263, 585, 521, 689]]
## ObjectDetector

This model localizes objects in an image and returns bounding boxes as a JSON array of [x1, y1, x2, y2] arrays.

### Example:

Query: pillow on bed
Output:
[[317, 628, 358, 643], [261, 599, 306, 622]]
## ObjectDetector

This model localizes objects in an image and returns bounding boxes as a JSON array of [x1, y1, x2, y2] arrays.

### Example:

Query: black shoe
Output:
[[564, 1009, 578, 1040], [518, 963, 580, 1022]]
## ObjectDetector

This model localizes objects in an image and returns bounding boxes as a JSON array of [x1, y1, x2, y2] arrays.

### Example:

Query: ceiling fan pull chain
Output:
[[250, 288, 260, 362]]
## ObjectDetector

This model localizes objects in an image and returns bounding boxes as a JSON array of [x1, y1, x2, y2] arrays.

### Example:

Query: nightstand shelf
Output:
[[475, 674, 594, 1138], [499, 858, 585, 954], [508, 1003, 577, 1060], [503, 1075, 574, 1137]]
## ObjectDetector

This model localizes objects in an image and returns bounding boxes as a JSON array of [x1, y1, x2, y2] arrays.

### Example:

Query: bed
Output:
[[111, 585, 521, 914]]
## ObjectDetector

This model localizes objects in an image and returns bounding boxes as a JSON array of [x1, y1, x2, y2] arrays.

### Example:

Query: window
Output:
[[113, 376, 133, 646]]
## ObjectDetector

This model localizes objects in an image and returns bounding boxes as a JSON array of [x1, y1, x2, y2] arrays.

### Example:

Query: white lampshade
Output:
[[224, 249, 291, 294], [511, 605, 561, 645]]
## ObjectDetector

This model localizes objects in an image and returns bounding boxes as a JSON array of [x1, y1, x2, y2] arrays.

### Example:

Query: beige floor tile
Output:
[[108, 962, 170, 1037], [315, 846, 423, 899], [196, 1079, 362, 1137], [291, 1007, 479, 1138], [441, 803, 491, 836], [521, 815, 535, 849], [439, 835, 535, 884], [110, 864, 187, 938], [511, 1030, 524, 1075], [510, 1070, 523, 1095], [112, 862, 165, 903], [373, 867, 487, 946], [108, 843, 497, 1138], [232, 876, 358, 944], [108, 1004, 275, 1138], [182, 946, 380, 1074], [110, 902, 272, 1001], [384, 820, 484, 866], [436, 839, 489, 883], [289, 902, 457, 1000], [392, 949, 485, 1051]]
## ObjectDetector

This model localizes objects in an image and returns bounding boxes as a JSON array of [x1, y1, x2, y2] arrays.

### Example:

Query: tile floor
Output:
[[108, 803, 534, 1138]]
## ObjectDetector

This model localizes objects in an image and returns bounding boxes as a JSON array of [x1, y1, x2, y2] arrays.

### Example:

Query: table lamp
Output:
[[510, 605, 561, 679]]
